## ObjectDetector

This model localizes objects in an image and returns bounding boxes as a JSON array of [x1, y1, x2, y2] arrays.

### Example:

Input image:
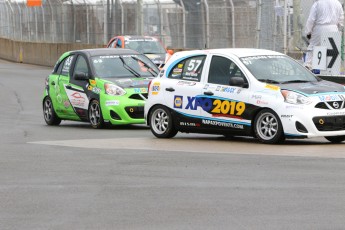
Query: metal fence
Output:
[[0, 0, 344, 55]]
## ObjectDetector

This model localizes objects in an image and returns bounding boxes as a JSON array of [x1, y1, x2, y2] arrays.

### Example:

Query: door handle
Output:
[[51, 81, 55, 86], [204, 91, 214, 96], [165, 87, 175, 92]]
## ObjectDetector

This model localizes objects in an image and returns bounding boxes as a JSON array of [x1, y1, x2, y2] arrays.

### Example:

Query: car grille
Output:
[[315, 101, 345, 110], [313, 115, 345, 131], [129, 93, 148, 100], [125, 106, 144, 119]]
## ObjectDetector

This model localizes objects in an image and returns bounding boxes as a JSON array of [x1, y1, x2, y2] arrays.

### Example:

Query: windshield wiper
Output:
[[257, 79, 280, 84], [281, 80, 310, 84], [119, 56, 141, 78], [131, 56, 158, 77]]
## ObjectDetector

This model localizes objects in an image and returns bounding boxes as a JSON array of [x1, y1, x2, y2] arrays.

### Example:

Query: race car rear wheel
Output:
[[325, 135, 345, 143], [88, 100, 105, 129], [149, 105, 177, 138], [254, 109, 285, 144], [43, 96, 61, 126]]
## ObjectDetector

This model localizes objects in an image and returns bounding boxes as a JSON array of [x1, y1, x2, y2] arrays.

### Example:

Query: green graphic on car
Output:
[[43, 48, 158, 128]]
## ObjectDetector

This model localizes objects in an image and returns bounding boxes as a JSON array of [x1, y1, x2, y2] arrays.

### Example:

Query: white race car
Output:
[[144, 48, 345, 144]]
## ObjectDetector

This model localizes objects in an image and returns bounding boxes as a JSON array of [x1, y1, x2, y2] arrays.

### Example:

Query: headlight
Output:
[[104, 83, 126, 96], [281, 90, 311, 105]]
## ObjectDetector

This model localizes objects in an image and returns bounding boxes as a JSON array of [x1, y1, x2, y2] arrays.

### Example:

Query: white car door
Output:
[[160, 55, 207, 128], [199, 54, 253, 133]]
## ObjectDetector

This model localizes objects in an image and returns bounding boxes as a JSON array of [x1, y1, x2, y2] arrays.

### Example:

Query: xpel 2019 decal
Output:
[[176, 96, 246, 118]]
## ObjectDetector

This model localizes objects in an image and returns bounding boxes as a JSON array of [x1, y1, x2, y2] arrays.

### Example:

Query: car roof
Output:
[[117, 35, 159, 41], [173, 48, 284, 58], [71, 48, 140, 57]]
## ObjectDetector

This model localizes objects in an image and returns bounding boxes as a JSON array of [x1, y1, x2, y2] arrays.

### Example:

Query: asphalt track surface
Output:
[[1, 59, 345, 229]]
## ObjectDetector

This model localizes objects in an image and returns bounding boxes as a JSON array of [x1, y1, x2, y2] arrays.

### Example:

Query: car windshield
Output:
[[240, 55, 319, 84], [125, 40, 166, 54], [91, 54, 158, 78]]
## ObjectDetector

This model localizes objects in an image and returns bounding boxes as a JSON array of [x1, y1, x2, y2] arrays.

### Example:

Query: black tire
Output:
[[43, 96, 61, 126], [88, 100, 105, 129], [149, 105, 177, 138], [254, 109, 285, 144], [325, 135, 345, 143]]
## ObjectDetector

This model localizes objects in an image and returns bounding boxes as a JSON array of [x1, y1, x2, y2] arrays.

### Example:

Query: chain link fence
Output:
[[0, 0, 344, 62]]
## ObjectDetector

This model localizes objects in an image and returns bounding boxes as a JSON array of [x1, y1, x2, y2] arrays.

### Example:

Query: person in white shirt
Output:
[[304, 0, 344, 69]]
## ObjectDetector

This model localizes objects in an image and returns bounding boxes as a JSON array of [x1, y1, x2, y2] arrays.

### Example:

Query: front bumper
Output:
[[101, 94, 146, 125], [280, 105, 345, 138]]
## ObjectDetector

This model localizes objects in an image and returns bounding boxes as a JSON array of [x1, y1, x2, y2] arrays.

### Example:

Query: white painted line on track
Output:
[[28, 137, 345, 158]]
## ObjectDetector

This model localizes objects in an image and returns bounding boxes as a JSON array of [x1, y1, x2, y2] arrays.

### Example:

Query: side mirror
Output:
[[229, 77, 246, 88], [74, 71, 89, 81]]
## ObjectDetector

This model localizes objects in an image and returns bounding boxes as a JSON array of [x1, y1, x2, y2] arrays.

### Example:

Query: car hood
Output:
[[280, 80, 345, 95], [105, 77, 152, 89]]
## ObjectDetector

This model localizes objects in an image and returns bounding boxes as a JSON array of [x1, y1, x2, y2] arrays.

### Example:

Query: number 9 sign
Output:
[[312, 46, 327, 70]]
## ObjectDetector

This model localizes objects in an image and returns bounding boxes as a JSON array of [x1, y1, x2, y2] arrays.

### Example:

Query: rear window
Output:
[[168, 55, 206, 82]]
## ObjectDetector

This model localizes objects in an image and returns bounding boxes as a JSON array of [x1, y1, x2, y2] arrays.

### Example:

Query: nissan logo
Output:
[[333, 102, 340, 109]]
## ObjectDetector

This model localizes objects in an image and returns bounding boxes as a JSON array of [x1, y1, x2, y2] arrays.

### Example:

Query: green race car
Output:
[[42, 48, 159, 128]]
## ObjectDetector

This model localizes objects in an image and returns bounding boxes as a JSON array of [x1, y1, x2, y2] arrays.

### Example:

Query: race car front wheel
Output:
[[43, 96, 61, 126], [88, 100, 105, 129], [149, 105, 177, 138], [254, 109, 285, 144], [325, 135, 345, 143]]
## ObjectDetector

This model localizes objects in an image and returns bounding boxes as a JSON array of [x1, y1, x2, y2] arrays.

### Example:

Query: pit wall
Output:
[[1, 37, 345, 84], [0, 37, 103, 67]]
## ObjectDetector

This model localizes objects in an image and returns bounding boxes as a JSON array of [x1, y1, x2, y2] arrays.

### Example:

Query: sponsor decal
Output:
[[180, 122, 200, 127], [202, 119, 244, 129], [285, 105, 304, 110], [318, 95, 342, 102], [326, 111, 345, 116], [105, 100, 120, 106], [67, 91, 89, 109], [203, 84, 209, 90], [251, 94, 262, 100], [265, 84, 280, 91], [134, 88, 148, 93], [173, 68, 183, 73], [185, 72, 198, 77], [151, 82, 160, 95], [281, 115, 293, 118], [177, 81, 196, 86], [92, 87, 101, 94], [185, 96, 246, 118], [174, 95, 183, 108], [87, 85, 101, 94], [256, 100, 268, 105], [219, 86, 236, 93]]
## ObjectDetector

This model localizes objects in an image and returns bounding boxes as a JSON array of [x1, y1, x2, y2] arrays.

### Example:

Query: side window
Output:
[[208, 56, 246, 86], [73, 55, 89, 78], [61, 55, 75, 76], [168, 55, 206, 82]]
